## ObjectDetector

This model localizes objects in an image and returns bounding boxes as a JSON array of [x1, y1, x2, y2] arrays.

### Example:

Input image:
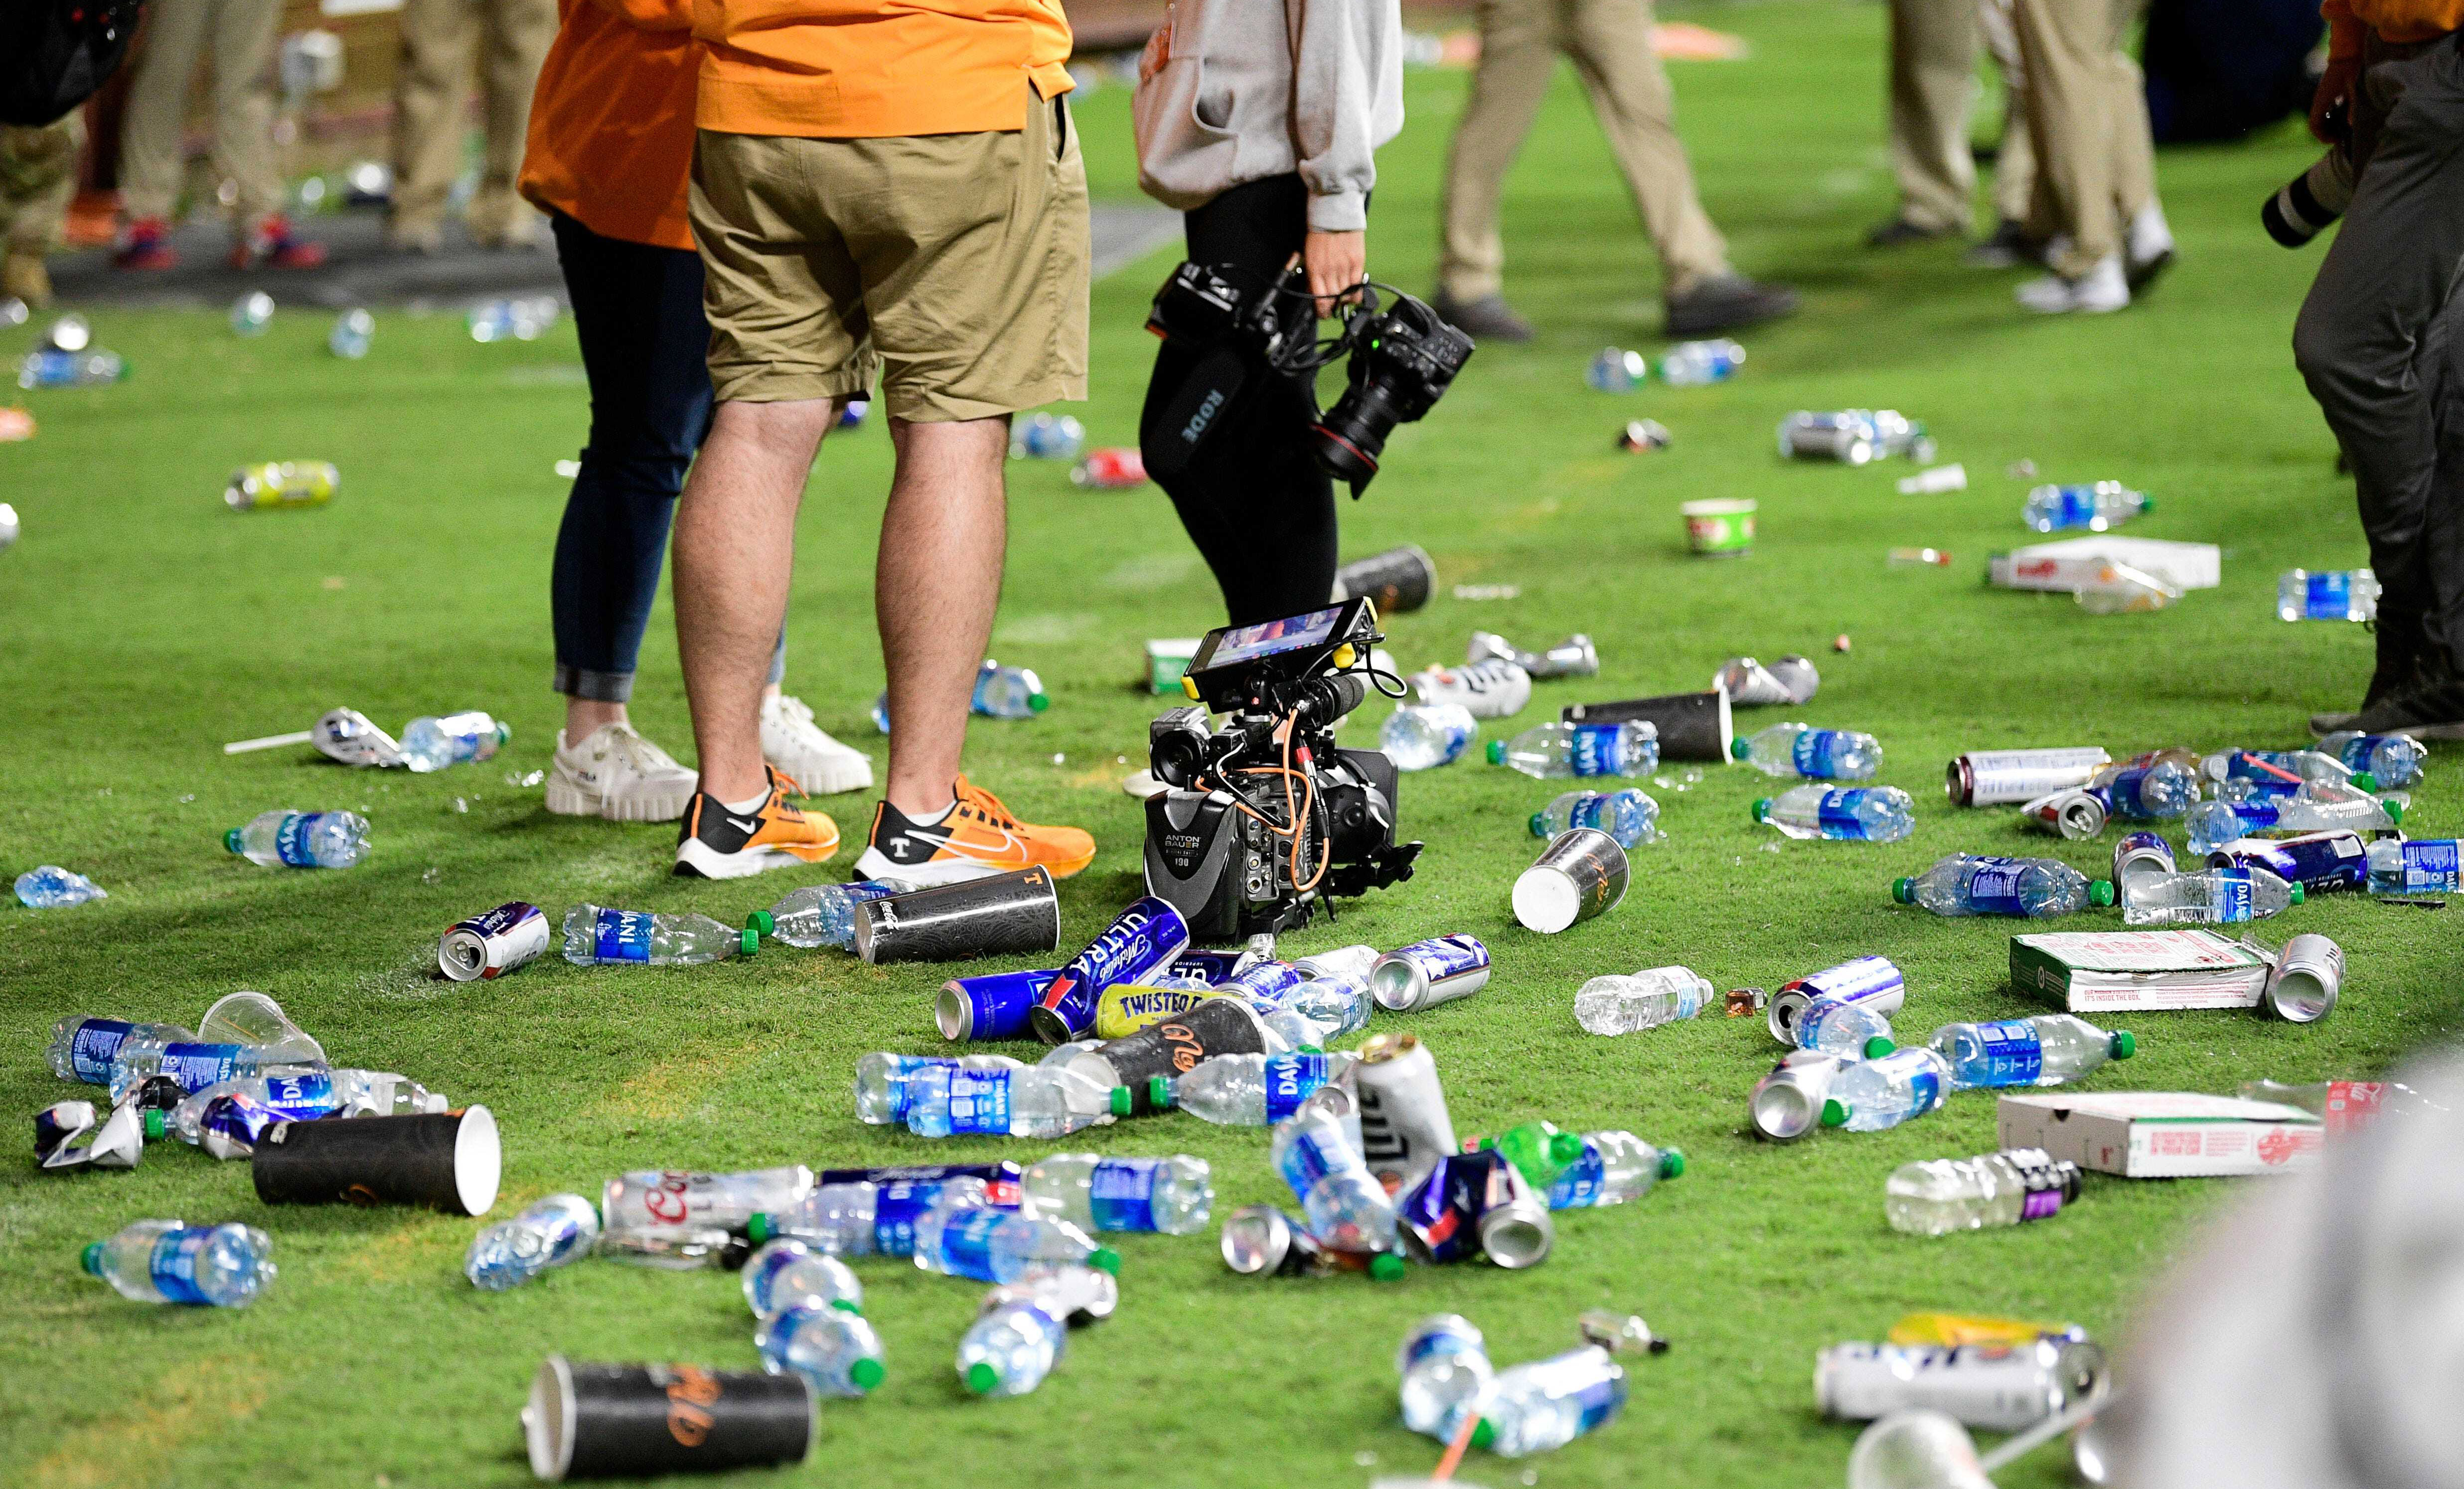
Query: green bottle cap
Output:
[[1752, 798, 1775, 823], [1547, 1131, 1588, 1168], [2289, 883, 2306, 905], [747, 1213, 774, 1243], [1821, 1099, 1848, 1128], [1112, 1085, 1135, 1117], [1029, 692, 1051, 713], [143, 1109, 165, 1140], [1485, 740, 1505, 765], [748, 910, 775, 938], [1891, 877, 1914, 904], [1471, 1419, 1497, 1450], [965, 1361, 1000, 1394], [1529, 811, 1547, 837], [493, 722, 513, 746], [1088, 1248, 1121, 1275], [223, 828, 244, 854], [2382, 799, 2404, 825], [2110, 1030, 2137, 1059], [81, 1241, 105, 1276], [849, 1357, 886, 1391], [2089, 879, 2116, 907], [831, 1298, 863, 1314], [2138, 495, 2156, 513], [2353, 772, 2379, 793], [1369, 1252, 1406, 1281], [1658, 1148, 1686, 1179], [739, 928, 760, 957], [1862, 1035, 1896, 1060], [1145, 1076, 1171, 1111], [1730, 737, 1750, 761]]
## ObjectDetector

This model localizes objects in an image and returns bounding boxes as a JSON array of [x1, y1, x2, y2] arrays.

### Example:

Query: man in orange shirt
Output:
[[517, 0, 873, 827], [664, 0, 1097, 880]]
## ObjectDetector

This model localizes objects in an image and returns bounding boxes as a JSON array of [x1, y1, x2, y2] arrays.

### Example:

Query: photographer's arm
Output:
[[1290, 0, 1399, 308]]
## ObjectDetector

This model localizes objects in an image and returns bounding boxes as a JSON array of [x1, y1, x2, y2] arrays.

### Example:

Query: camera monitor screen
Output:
[[1194, 605, 1346, 672]]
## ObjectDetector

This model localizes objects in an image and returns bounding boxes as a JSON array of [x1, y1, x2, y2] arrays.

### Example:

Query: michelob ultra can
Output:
[[1030, 897, 1192, 1044]]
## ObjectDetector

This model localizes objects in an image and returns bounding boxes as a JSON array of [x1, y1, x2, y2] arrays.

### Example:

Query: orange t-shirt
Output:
[[690, 0, 1074, 140], [2323, 0, 2464, 57], [517, 0, 702, 251]]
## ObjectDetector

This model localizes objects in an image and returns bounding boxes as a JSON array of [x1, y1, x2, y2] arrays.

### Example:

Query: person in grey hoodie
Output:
[[1133, 0, 1404, 625]]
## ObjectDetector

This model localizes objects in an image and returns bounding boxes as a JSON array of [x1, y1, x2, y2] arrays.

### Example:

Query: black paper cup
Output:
[[524, 1357, 812, 1482], [251, 1105, 500, 1215], [850, 867, 1062, 965], [1512, 828, 1630, 934], [1332, 544, 1435, 615], [1561, 689, 1732, 762], [1075, 998, 1266, 1115]]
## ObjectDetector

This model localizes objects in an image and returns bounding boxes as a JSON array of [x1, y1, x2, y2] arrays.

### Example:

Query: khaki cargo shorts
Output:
[[691, 90, 1090, 422]]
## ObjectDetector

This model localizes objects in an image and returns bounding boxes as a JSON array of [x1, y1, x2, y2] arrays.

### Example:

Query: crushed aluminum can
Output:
[[1724, 986, 1769, 1018], [1714, 655, 1819, 706], [2111, 830, 2176, 907], [1397, 1149, 1553, 1269], [34, 1100, 95, 1163], [40, 1097, 143, 1170], [1220, 1203, 1402, 1280], [2208, 831, 2367, 896], [2261, 932, 2344, 1022], [313, 706, 404, 768], [1471, 630, 1602, 679], [2017, 787, 2108, 840], [1578, 1310, 1671, 1355], [1616, 419, 1673, 453]]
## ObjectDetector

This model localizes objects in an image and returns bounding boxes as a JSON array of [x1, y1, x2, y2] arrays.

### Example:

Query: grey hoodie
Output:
[[1132, 0, 1404, 232]]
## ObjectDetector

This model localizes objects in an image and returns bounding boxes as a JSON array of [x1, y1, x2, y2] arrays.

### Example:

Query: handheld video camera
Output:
[[1142, 598, 1423, 940], [1144, 262, 1474, 495]]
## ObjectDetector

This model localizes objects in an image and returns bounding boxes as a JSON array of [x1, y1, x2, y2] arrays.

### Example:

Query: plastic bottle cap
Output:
[[831, 1298, 864, 1314], [1659, 1148, 1686, 1179], [2289, 884, 2306, 905], [1751, 798, 1774, 823], [1470, 1419, 1497, 1450], [2353, 772, 2379, 793], [739, 927, 760, 956], [1087, 1248, 1121, 1275], [2138, 495, 2156, 513], [1729, 737, 1750, 760], [2382, 799, 2404, 825], [2111, 1030, 2137, 1060], [1862, 1036, 1896, 1060], [1529, 811, 1547, 837], [1891, 878, 1914, 904], [1143, 1076, 1170, 1111], [965, 1361, 1000, 1394], [1484, 740, 1505, 765], [850, 1357, 886, 1390], [142, 1109, 165, 1140], [1107, 1086, 1134, 1117], [223, 828, 244, 854], [1369, 1252, 1406, 1281], [748, 910, 774, 937], [1028, 692, 1051, 713], [746, 1213, 774, 1243], [2089, 879, 2116, 907], [81, 1241, 105, 1276], [1821, 1099, 1848, 1128], [1547, 1131, 1589, 1167]]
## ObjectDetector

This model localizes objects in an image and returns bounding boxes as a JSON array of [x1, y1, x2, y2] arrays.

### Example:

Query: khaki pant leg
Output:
[[208, 0, 284, 228], [119, 0, 216, 221], [2013, 0, 2119, 276], [1, 116, 86, 252], [2107, 20, 2156, 223], [472, 0, 553, 233], [1436, 0, 1561, 303], [1978, 0, 2035, 225], [392, 0, 478, 234], [1564, 0, 1727, 288], [1888, 0, 1979, 233]]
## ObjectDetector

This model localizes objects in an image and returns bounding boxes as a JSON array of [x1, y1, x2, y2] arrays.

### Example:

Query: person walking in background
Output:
[[1132, 0, 1401, 623], [1866, 0, 2039, 267], [514, 0, 874, 823], [2294, 3, 2464, 738], [389, 0, 555, 252], [2, 113, 84, 306], [1431, 0, 1797, 342], [2003, 0, 2173, 313], [112, 0, 326, 270]]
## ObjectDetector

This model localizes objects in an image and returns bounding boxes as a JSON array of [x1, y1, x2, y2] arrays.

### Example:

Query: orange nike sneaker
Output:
[[851, 775, 1096, 886], [673, 767, 840, 879]]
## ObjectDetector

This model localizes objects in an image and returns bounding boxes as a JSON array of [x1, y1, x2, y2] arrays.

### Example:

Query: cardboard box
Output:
[[1989, 537, 2221, 594], [2009, 929, 2273, 1011], [1998, 1092, 2324, 1177], [1144, 639, 1200, 694]]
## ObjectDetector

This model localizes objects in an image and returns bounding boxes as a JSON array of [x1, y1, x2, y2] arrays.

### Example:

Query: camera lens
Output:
[[1312, 381, 1412, 485]]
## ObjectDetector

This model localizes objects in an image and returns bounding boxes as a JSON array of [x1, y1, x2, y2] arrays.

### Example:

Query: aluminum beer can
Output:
[[439, 901, 549, 982], [1354, 1031, 1459, 1191], [2016, 788, 2107, 840], [1219, 1204, 1404, 1280], [1030, 896, 1192, 1044], [1369, 934, 1491, 1013], [2207, 830, 2366, 894], [814, 1161, 1023, 1209], [1749, 1049, 1842, 1142], [1767, 956, 1903, 1044], [1945, 746, 2114, 807], [2111, 830, 2176, 906], [1397, 1150, 1553, 1269], [1512, 828, 1630, 934], [1814, 1338, 2107, 1432], [936, 968, 1056, 1042], [1095, 982, 1214, 1040], [2262, 932, 2345, 1022]]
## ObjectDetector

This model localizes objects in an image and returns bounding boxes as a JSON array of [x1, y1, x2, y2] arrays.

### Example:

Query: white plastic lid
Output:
[[1512, 868, 1580, 935], [455, 1104, 502, 1217]]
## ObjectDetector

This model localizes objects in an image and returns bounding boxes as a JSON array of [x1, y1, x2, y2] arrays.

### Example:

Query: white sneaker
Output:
[[2016, 254, 2129, 315], [761, 693, 874, 796], [2125, 202, 2176, 293], [546, 723, 699, 822]]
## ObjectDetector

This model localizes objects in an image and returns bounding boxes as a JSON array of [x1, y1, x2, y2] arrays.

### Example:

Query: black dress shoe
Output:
[[1430, 292, 1534, 343], [1865, 217, 1960, 249], [1665, 274, 1799, 337]]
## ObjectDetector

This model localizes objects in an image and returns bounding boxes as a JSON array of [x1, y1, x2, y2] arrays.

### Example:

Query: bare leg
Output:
[[878, 415, 1010, 817], [673, 397, 842, 803], [566, 698, 627, 739]]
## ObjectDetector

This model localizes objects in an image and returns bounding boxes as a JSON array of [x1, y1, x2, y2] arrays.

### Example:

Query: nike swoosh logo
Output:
[[940, 825, 1026, 861], [726, 816, 761, 834]]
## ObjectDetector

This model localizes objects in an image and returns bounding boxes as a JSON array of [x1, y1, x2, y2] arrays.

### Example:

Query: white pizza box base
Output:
[[1990, 537, 2222, 593], [2009, 929, 2274, 1012], [1998, 1091, 2324, 1177]]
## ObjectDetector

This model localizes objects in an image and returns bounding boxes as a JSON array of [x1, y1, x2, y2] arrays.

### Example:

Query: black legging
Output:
[[1140, 174, 1340, 628]]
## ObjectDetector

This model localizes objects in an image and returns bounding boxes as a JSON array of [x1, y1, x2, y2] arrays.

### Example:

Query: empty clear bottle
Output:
[[1798, 995, 1897, 1059], [1754, 785, 1915, 842], [48, 1016, 192, 1084], [2187, 794, 2401, 853], [958, 1292, 1070, 1397], [1929, 1016, 2135, 1090], [1544, 1132, 1684, 1209], [2120, 865, 2301, 925], [466, 1194, 601, 1291], [742, 1239, 863, 1319], [1282, 974, 1376, 1042], [1475, 1346, 1629, 1457], [1382, 702, 1478, 771], [1573, 966, 1713, 1035], [2022, 481, 2151, 534], [1884, 1149, 2083, 1236], [855, 1053, 1020, 1125], [83, 1219, 275, 1306], [2198, 748, 2352, 788], [749, 1177, 989, 1258], [1488, 721, 1659, 779], [106, 1038, 325, 1103], [1271, 1105, 1397, 1253], [561, 905, 756, 965], [1398, 1315, 1493, 1441], [224, 809, 369, 868], [751, 877, 916, 949], [2094, 760, 2195, 820], [602, 1166, 814, 1235], [1733, 723, 1881, 780], [2319, 730, 2427, 789], [2240, 1078, 2438, 1122], [975, 664, 1050, 717], [327, 308, 374, 359], [2367, 838, 2461, 898], [1587, 347, 1647, 390], [1022, 1154, 1213, 1234], [399, 711, 510, 772], [1892, 854, 2111, 917], [165, 1068, 441, 1143], [2277, 567, 2378, 622], [1531, 789, 1662, 847], [758, 1303, 886, 1397], [906, 1061, 1121, 1139], [1658, 337, 1745, 386], [1159, 1050, 1357, 1127], [913, 1205, 1120, 1284], [19, 347, 127, 389], [1821, 1047, 1952, 1132], [17, 865, 105, 908]]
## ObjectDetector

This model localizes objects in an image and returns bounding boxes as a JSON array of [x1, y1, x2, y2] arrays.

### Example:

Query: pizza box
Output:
[[1998, 1091, 2323, 1177], [2009, 929, 2273, 1011], [1989, 537, 2221, 593]]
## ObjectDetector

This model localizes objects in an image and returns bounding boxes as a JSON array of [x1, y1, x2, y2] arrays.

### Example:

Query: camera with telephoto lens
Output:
[[1142, 597, 1423, 940]]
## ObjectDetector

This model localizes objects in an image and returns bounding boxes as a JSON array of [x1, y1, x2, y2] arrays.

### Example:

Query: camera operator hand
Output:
[[1303, 231, 1367, 317], [2311, 54, 2359, 144]]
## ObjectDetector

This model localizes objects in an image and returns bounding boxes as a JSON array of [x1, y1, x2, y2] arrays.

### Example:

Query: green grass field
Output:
[[4, 5, 2456, 1486]]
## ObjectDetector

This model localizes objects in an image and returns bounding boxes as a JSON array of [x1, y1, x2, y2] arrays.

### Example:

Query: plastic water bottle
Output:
[[2367, 838, 2461, 898], [751, 878, 917, 949], [1891, 855, 2111, 917], [1733, 722, 1881, 780], [2187, 794, 2401, 853], [2022, 481, 2151, 533], [83, 1219, 276, 1306], [2278, 567, 2378, 622], [17, 865, 106, 908], [1543, 1132, 1684, 1209], [2122, 866, 2301, 925], [1009, 411, 1085, 459], [1475, 1346, 1628, 1457], [48, 1016, 193, 1084], [975, 664, 1050, 718], [224, 809, 369, 868], [1488, 721, 1659, 779], [19, 347, 128, 388], [2095, 760, 2196, 820], [1382, 702, 1477, 771], [906, 1061, 1121, 1139], [1820, 1047, 1952, 1132], [327, 308, 374, 359], [1531, 788, 1662, 847], [1022, 1154, 1213, 1234], [561, 905, 755, 966], [106, 1038, 326, 1103], [164, 1068, 441, 1143], [1928, 1016, 2135, 1090], [855, 1053, 1021, 1125], [465, 1194, 601, 1291], [2319, 731, 2427, 789], [757, 1303, 886, 1397], [399, 711, 510, 772], [958, 1293, 1070, 1397], [1798, 995, 1896, 1059], [1270, 1105, 1397, 1253], [467, 297, 556, 342], [741, 1239, 863, 1319], [1572, 967, 1712, 1035], [1586, 347, 1647, 391], [1658, 337, 1746, 386], [1753, 785, 1915, 842], [229, 291, 275, 335], [1884, 1149, 2083, 1236], [748, 1177, 990, 1258], [2198, 748, 2353, 788], [913, 1205, 1120, 1284], [1159, 1050, 1358, 1126], [1277, 975, 1375, 1043], [1398, 1315, 1493, 1441]]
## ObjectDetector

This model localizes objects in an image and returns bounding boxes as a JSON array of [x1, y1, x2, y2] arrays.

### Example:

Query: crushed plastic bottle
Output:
[[1531, 788, 1662, 847], [466, 1193, 601, 1291], [913, 1205, 1120, 1284], [2277, 568, 2378, 622], [1798, 995, 1897, 1060], [224, 809, 368, 867], [750, 878, 917, 949], [1271, 1105, 1397, 1253], [561, 905, 756, 965], [2022, 481, 2150, 534], [1733, 723, 1881, 780], [758, 1303, 886, 1396], [1541, 1132, 1683, 1209], [1754, 785, 1915, 842], [958, 1286, 1071, 1397], [1892, 855, 2111, 917], [16, 865, 106, 908], [1573, 967, 1713, 1035], [83, 1219, 275, 1306], [905, 1061, 1120, 1139], [1412, 659, 1534, 720], [1278, 975, 1377, 1044], [18, 347, 127, 389], [1489, 721, 1659, 779], [163, 1068, 442, 1145], [1475, 1346, 1630, 1457], [2198, 748, 2354, 789], [2094, 759, 2196, 821], [2120, 866, 2302, 925], [1884, 1149, 2083, 1236], [1158, 1050, 1357, 1127], [748, 1176, 990, 1258], [741, 1239, 863, 1319], [399, 711, 509, 772], [48, 1016, 194, 1084], [2187, 793, 2401, 853], [1929, 1016, 2134, 1090], [1821, 1047, 1953, 1132], [2366, 838, 2460, 899], [855, 1053, 1020, 1125], [2318, 731, 2427, 789], [1382, 702, 1478, 771], [1716, 655, 1820, 706], [1021, 1154, 1213, 1234], [1776, 409, 1932, 464], [1398, 1315, 1493, 1441]]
